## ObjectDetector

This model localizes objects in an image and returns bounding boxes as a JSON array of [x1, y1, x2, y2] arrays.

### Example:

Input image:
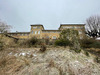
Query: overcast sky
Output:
[[0, 0, 100, 32]]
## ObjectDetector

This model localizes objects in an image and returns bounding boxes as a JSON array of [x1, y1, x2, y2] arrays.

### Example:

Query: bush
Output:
[[74, 49, 81, 53], [80, 38, 100, 48], [40, 44, 46, 52], [84, 51, 89, 56], [90, 41, 100, 48], [0, 35, 17, 48], [0, 41, 4, 51], [18, 37, 38, 47], [55, 39, 70, 47], [94, 57, 100, 63], [80, 38, 95, 48]]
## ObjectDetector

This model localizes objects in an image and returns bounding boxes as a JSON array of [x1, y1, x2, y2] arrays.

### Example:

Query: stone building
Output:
[[7, 24, 85, 39]]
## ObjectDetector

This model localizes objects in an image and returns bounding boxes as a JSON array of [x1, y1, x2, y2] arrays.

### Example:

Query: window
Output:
[[26, 34, 29, 35], [79, 31, 82, 34], [75, 27, 83, 29], [80, 27, 83, 29], [63, 26, 73, 29], [52, 31, 56, 33], [35, 31, 37, 34], [24, 34, 26, 36], [37, 27, 40, 29], [38, 31, 40, 34], [52, 36, 56, 39], [46, 36, 49, 39], [33, 26, 37, 29], [32, 31, 33, 34], [20, 34, 23, 36]]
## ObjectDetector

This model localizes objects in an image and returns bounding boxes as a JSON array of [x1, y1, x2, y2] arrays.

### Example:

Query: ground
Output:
[[0, 47, 100, 75]]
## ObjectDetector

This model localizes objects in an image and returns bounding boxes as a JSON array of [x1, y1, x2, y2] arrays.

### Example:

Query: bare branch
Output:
[[86, 15, 100, 38], [0, 21, 11, 33]]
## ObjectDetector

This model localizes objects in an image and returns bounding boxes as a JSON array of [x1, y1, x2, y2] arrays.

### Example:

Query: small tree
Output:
[[0, 20, 11, 33], [55, 29, 81, 50], [0, 20, 11, 50]]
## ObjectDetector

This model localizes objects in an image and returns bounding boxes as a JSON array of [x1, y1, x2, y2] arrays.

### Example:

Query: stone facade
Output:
[[7, 24, 85, 39]]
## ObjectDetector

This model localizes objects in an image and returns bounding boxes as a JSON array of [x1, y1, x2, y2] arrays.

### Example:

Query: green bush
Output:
[[80, 38, 100, 48], [80, 38, 95, 48], [84, 51, 89, 56], [55, 39, 70, 47], [74, 49, 81, 53], [90, 41, 100, 48]]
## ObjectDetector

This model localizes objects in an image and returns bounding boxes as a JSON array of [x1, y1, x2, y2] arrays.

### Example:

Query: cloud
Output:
[[0, 0, 100, 31]]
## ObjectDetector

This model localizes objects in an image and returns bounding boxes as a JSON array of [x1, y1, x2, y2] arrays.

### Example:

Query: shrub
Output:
[[80, 38, 100, 48], [48, 60, 55, 67], [80, 38, 95, 48], [0, 57, 7, 67], [74, 49, 81, 53], [90, 41, 100, 48], [40, 44, 46, 52], [94, 57, 100, 63], [45, 38, 49, 45], [0, 35, 17, 48], [27, 37, 38, 45], [18, 37, 38, 47], [55, 39, 70, 47], [84, 51, 89, 56], [0, 41, 4, 51]]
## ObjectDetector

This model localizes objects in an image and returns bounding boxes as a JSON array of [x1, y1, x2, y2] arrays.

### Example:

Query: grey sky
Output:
[[0, 0, 100, 32]]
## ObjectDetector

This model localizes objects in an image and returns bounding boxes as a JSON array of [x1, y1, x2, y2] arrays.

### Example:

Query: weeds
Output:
[[0, 57, 7, 67], [80, 38, 100, 48], [74, 49, 81, 53], [84, 51, 89, 56], [40, 44, 46, 52], [23, 58, 30, 66], [55, 39, 70, 47], [48, 60, 55, 67], [94, 57, 100, 63]]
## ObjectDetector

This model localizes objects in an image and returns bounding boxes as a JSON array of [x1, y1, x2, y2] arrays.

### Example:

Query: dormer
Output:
[[31, 24, 44, 31], [30, 24, 44, 35], [59, 24, 85, 30]]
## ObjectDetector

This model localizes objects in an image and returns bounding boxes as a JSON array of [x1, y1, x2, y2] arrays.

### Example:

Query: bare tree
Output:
[[0, 20, 11, 33], [85, 15, 100, 38]]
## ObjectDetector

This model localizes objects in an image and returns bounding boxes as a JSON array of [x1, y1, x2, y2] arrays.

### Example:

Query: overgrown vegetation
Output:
[[0, 34, 17, 51], [55, 29, 81, 53], [18, 37, 38, 47], [80, 38, 100, 48], [40, 44, 46, 52], [84, 51, 89, 56], [55, 39, 70, 47], [0, 40, 4, 51], [94, 56, 100, 63]]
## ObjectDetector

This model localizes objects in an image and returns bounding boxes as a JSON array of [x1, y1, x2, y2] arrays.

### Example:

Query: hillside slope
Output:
[[0, 47, 100, 75]]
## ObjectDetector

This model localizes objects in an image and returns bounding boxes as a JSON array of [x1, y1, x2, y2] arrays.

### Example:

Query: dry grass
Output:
[[0, 35, 17, 48], [0, 47, 100, 75]]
